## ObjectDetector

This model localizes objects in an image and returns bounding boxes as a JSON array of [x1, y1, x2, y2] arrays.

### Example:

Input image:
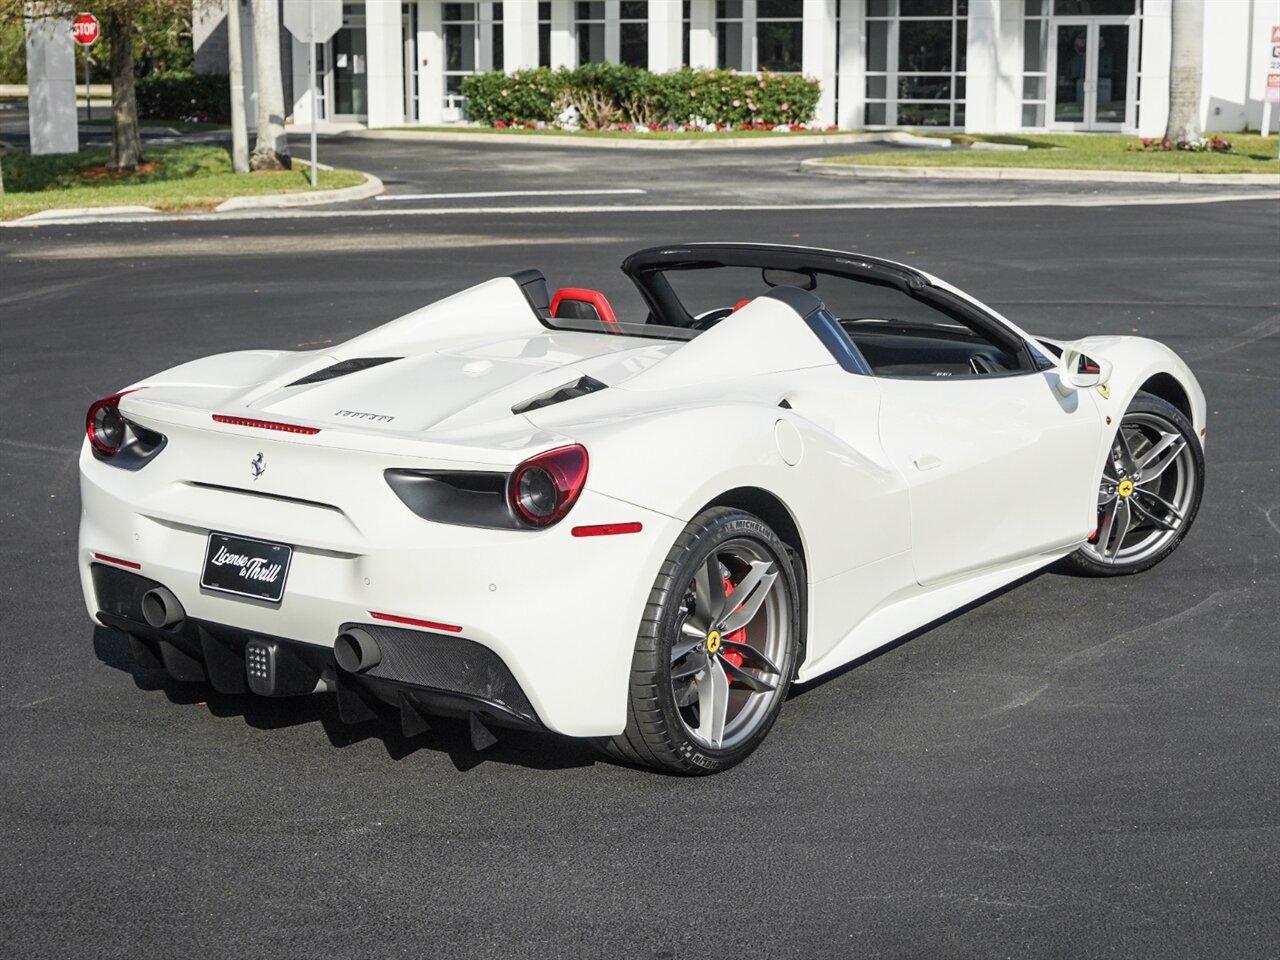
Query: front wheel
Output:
[[1064, 392, 1204, 577], [599, 507, 802, 775]]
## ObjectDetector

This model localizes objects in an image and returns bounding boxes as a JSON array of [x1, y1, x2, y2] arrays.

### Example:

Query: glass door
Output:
[[332, 20, 368, 119], [1049, 18, 1134, 130]]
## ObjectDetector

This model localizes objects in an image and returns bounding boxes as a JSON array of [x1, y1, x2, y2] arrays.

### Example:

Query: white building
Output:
[[195, 0, 1279, 137]]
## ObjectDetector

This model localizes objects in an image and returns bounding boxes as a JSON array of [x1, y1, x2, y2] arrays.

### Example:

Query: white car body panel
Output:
[[78, 247, 1207, 740]]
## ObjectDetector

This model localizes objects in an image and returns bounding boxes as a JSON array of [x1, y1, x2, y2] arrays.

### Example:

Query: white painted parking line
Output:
[[376, 188, 647, 201]]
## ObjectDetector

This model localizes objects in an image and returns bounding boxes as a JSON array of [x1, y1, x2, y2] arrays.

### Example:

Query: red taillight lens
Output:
[[509, 444, 589, 527], [86, 390, 139, 456]]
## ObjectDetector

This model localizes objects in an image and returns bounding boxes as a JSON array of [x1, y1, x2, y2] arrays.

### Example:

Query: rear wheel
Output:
[[1065, 392, 1204, 576], [600, 507, 801, 775]]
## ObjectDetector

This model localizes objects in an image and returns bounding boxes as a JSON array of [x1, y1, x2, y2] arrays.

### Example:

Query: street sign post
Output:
[[71, 12, 98, 122], [283, 0, 343, 186]]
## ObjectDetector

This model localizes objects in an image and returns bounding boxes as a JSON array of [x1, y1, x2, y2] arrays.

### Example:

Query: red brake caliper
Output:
[[721, 577, 746, 678]]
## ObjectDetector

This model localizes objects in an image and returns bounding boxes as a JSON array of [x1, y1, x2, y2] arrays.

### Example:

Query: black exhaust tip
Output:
[[334, 627, 380, 673], [140, 587, 184, 628]]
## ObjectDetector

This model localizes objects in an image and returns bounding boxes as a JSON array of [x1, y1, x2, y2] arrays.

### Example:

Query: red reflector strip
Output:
[[93, 553, 141, 570], [571, 522, 643, 538], [212, 414, 320, 435], [369, 611, 463, 633]]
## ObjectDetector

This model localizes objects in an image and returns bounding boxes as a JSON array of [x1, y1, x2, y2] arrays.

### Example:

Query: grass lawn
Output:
[[0, 145, 366, 220], [402, 125, 861, 140], [821, 132, 1280, 174]]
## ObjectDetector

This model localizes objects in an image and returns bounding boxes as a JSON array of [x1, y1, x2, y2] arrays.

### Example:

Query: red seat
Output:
[[550, 288, 620, 333]]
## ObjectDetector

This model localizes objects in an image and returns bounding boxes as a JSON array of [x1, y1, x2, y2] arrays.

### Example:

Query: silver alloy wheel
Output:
[[1084, 410, 1197, 566], [669, 537, 792, 751]]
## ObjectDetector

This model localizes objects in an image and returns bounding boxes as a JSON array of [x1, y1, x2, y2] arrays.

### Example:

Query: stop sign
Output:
[[71, 13, 100, 47]]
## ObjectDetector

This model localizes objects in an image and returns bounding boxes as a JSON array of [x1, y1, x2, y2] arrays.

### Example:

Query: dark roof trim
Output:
[[621, 242, 929, 291]]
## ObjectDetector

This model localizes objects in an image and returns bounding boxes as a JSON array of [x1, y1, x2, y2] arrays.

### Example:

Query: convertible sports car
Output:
[[79, 243, 1206, 774]]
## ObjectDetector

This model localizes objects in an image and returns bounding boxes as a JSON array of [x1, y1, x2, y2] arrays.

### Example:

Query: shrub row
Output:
[[135, 72, 231, 124], [461, 65, 821, 130]]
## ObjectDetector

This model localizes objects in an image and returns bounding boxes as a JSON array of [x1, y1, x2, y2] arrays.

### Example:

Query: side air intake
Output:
[[511, 376, 607, 415], [288, 357, 400, 387]]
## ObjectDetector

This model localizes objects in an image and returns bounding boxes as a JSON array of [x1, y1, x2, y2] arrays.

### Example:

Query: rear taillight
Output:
[[86, 390, 136, 456], [508, 445, 589, 527]]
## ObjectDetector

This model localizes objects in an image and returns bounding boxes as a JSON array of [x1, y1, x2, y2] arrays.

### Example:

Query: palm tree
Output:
[[1163, 0, 1203, 143], [249, 0, 289, 169]]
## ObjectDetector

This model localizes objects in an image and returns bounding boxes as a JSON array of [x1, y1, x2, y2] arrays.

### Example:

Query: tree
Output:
[[249, 0, 288, 170], [1164, 0, 1204, 143], [0, 0, 189, 171], [107, 3, 144, 169]]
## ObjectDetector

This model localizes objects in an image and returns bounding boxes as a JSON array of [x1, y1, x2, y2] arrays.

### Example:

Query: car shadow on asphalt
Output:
[[787, 568, 1052, 700], [91, 625, 599, 773]]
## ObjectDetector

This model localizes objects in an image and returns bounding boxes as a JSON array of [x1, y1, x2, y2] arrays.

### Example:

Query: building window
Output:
[[443, 2, 502, 113], [865, 0, 968, 127], [682, 0, 690, 67], [757, 0, 803, 73], [1053, 0, 1134, 13], [619, 1, 648, 68], [539, 1, 551, 67], [576, 1, 606, 64], [1022, 0, 1047, 127], [716, 0, 746, 71], [442, 3, 476, 102]]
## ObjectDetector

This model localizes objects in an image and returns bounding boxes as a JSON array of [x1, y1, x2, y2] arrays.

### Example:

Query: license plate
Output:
[[201, 532, 293, 603]]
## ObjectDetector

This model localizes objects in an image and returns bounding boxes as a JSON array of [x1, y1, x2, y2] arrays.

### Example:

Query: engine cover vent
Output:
[[288, 357, 400, 387], [511, 375, 607, 415]]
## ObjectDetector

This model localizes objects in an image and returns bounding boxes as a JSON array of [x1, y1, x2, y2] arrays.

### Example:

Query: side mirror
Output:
[[1057, 344, 1113, 391]]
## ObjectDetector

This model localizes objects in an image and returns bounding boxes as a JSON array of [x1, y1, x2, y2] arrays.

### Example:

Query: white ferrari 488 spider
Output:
[[79, 243, 1206, 773]]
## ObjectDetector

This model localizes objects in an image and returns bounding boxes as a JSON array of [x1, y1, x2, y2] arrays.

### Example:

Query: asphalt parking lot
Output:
[[1, 147, 1278, 958]]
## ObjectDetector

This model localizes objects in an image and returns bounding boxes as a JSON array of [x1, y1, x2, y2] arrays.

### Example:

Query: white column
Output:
[[1139, 0, 1172, 137], [991, 0, 1023, 132], [964, 0, 1000, 131], [550, 0, 575, 67], [504, 0, 540, 71], [366, 0, 406, 126], [604, 0, 621, 63], [688, 0, 715, 68], [24, 11, 78, 155], [837, 0, 866, 129], [802, 0, 837, 127], [649, 0, 683, 72], [418, 0, 443, 124]]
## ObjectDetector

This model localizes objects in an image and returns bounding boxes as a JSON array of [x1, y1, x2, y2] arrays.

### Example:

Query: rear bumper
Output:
[[91, 562, 544, 732], [79, 442, 684, 737]]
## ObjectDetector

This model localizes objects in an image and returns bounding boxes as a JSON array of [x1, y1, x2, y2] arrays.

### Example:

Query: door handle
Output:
[[913, 453, 942, 471]]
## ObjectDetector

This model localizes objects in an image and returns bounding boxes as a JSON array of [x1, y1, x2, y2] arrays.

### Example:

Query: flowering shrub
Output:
[[461, 66, 822, 130], [1132, 135, 1233, 153]]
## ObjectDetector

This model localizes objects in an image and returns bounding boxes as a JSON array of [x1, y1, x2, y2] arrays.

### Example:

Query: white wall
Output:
[[24, 13, 78, 154], [366, 0, 405, 126], [803, 0, 838, 127], [965, 0, 1022, 133]]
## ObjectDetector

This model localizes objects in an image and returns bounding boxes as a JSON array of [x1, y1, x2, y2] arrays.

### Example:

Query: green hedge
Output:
[[135, 72, 231, 124], [461, 66, 822, 130]]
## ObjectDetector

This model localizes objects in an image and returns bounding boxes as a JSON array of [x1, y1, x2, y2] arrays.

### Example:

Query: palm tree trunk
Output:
[[1163, 0, 1204, 143], [108, 7, 143, 170], [250, 0, 290, 170]]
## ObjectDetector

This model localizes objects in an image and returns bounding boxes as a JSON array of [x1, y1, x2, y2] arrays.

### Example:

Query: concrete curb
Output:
[[13, 205, 160, 223], [4, 169, 384, 226], [800, 158, 1280, 186], [352, 128, 886, 150], [214, 169, 384, 211]]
